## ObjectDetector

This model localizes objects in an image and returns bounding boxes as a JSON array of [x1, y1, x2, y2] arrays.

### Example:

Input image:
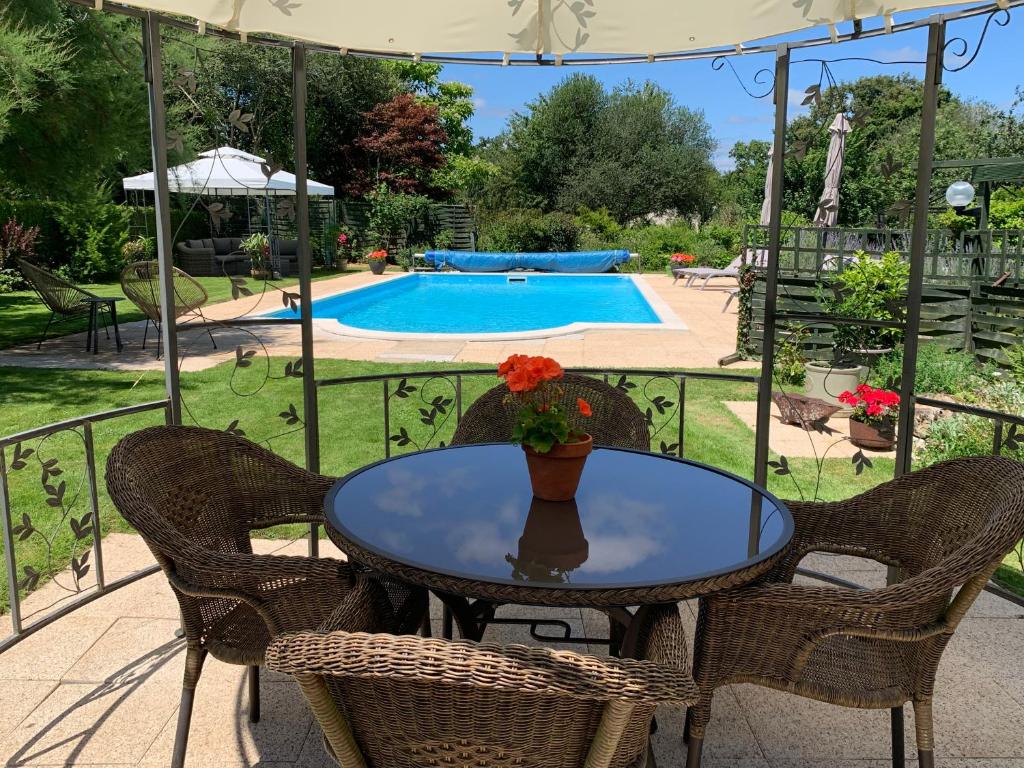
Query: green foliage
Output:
[[431, 228, 455, 250], [989, 186, 1024, 230], [822, 250, 909, 359], [478, 209, 581, 253], [917, 378, 1024, 465], [475, 74, 716, 223], [869, 344, 984, 395], [366, 184, 431, 249], [937, 208, 975, 238], [722, 75, 1024, 226], [0, 8, 71, 142], [48, 189, 132, 281], [1004, 342, 1024, 381], [432, 154, 499, 204], [512, 402, 574, 454], [774, 330, 807, 387], [120, 236, 154, 263]]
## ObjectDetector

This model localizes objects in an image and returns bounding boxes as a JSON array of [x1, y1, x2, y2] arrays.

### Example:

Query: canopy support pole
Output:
[[753, 44, 790, 490], [142, 12, 182, 424], [292, 43, 321, 555], [895, 19, 945, 476]]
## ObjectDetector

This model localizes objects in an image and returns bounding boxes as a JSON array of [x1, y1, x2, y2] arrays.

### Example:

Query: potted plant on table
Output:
[[366, 248, 388, 275], [241, 232, 271, 278], [839, 384, 900, 450], [499, 354, 593, 501]]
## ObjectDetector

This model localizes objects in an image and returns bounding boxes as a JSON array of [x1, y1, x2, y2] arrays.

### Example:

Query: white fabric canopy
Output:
[[122, 147, 334, 196], [104, 0, 972, 56]]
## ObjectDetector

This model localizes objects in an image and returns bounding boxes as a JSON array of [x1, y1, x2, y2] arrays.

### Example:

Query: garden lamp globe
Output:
[[945, 181, 976, 210]]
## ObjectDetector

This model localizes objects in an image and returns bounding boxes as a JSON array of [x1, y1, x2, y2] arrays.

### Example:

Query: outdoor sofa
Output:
[[176, 237, 300, 276]]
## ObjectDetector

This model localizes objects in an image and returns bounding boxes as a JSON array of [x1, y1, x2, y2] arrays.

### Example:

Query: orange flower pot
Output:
[[522, 434, 593, 501]]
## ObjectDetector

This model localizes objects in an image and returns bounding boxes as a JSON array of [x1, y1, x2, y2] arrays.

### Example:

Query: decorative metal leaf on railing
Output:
[[611, 374, 681, 456], [6, 434, 95, 598], [386, 377, 457, 454]]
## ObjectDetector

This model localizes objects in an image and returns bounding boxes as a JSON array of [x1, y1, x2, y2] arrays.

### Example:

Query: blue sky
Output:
[[440, 5, 1022, 170]]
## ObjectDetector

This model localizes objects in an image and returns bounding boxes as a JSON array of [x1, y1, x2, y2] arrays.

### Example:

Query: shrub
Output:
[[50, 187, 133, 281], [0, 219, 39, 292], [1004, 342, 1024, 381], [367, 183, 431, 250], [870, 344, 983, 396], [821, 250, 909, 360], [917, 377, 1024, 465], [478, 209, 581, 252], [774, 329, 807, 386]]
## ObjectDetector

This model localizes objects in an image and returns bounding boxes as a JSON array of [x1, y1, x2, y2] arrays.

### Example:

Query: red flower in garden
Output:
[[577, 398, 592, 417], [839, 384, 900, 423]]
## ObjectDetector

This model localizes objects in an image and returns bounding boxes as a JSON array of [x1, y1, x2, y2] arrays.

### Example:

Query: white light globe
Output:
[[945, 181, 976, 208]]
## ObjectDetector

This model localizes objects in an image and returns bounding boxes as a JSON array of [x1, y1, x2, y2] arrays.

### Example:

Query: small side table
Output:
[[81, 297, 123, 354]]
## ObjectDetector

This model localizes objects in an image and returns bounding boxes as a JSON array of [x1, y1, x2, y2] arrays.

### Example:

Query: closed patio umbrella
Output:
[[759, 144, 774, 227], [813, 113, 852, 227]]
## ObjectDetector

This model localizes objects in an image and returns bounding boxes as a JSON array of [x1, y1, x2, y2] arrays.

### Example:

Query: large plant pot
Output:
[[804, 361, 868, 416], [523, 434, 593, 501], [368, 260, 386, 275], [849, 417, 896, 450], [850, 347, 894, 369]]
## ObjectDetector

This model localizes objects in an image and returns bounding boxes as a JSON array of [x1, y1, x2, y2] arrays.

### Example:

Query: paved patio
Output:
[[1, 533, 1022, 767], [0, 273, 753, 372]]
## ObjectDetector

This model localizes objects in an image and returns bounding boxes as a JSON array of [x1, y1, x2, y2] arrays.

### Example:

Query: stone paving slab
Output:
[[0, 533, 1021, 767]]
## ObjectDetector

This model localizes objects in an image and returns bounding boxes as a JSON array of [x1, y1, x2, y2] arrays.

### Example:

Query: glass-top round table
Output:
[[325, 444, 793, 642]]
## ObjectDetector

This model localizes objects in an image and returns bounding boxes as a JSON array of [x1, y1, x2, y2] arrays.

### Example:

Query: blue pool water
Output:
[[270, 274, 662, 334]]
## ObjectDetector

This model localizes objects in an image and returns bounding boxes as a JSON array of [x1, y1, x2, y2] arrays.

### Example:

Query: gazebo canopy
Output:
[[98, 0, 972, 57], [122, 146, 334, 196]]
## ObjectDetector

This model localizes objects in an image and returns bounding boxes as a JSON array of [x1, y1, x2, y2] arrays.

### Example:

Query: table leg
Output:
[[90, 303, 100, 354], [85, 305, 95, 352], [110, 301, 123, 351], [434, 593, 486, 642]]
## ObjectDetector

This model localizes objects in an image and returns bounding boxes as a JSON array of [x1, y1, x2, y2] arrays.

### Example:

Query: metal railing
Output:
[[2, 370, 1022, 654], [316, 367, 759, 460], [0, 400, 171, 653]]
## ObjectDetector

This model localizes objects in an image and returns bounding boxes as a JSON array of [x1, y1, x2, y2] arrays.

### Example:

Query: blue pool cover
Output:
[[423, 249, 630, 273]]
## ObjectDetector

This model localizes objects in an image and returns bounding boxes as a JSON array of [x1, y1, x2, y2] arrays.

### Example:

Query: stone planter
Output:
[[368, 260, 386, 275], [804, 361, 868, 416]]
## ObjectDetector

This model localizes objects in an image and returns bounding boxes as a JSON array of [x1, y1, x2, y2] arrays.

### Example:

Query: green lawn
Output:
[[0, 360, 910, 613], [0, 267, 358, 350]]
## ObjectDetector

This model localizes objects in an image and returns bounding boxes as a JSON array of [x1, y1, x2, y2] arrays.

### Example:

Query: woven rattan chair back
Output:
[[120, 260, 209, 322], [451, 373, 650, 451], [685, 456, 1024, 768], [17, 258, 95, 315], [267, 625, 698, 768], [106, 425, 332, 648]]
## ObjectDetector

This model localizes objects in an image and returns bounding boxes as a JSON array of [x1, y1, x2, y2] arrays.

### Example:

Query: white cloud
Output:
[[872, 45, 925, 64]]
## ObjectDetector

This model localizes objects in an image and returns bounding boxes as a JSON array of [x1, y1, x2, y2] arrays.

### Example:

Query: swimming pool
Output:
[[268, 273, 684, 339]]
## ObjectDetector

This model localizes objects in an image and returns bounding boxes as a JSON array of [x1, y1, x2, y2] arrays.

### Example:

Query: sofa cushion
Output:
[[186, 239, 206, 249], [276, 239, 298, 256], [212, 238, 234, 254]]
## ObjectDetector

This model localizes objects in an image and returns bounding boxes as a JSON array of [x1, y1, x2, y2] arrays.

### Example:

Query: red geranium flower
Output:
[[577, 398, 592, 417]]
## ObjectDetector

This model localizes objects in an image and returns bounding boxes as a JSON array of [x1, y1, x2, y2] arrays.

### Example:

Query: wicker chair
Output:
[[120, 261, 216, 358], [17, 258, 102, 348], [684, 456, 1024, 768], [105, 425, 427, 768], [267, 581, 698, 768], [451, 373, 651, 451]]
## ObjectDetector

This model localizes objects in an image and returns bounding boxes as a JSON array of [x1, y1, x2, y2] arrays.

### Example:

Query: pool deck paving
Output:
[[1, 533, 1022, 767], [0, 271, 755, 373]]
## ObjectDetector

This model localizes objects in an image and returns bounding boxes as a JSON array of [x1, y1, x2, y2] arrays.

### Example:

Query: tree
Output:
[[348, 93, 448, 197], [0, 1, 157, 200], [479, 75, 716, 223]]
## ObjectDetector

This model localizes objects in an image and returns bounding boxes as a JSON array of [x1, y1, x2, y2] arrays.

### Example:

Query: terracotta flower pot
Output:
[[368, 260, 386, 275], [849, 417, 896, 450], [522, 434, 593, 501], [506, 498, 589, 582]]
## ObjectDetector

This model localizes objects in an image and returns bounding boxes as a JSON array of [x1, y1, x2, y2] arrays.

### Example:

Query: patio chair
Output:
[[266, 591, 698, 768], [684, 456, 1024, 768], [16, 258, 108, 349], [120, 261, 216, 357], [451, 373, 651, 451], [105, 425, 428, 768], [671, 249, 768, 289]]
